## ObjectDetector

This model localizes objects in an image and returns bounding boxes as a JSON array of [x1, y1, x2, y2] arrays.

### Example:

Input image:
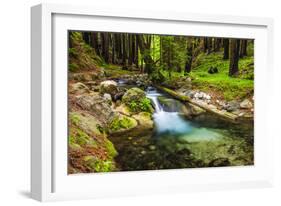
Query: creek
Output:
[[109, 82, 254, 171]]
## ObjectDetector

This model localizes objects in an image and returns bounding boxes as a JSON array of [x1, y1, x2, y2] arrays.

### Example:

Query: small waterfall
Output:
[[146, 87, 193, 135], [146, 87, 163, 113]]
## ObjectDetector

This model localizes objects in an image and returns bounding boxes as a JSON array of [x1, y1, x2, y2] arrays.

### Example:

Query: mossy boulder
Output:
[[122, 87, 154, 113], [132, 112, 154, 130], [69, 112, 103, 136], [99, 80, 118, 98], [109, 114, 138, 134]]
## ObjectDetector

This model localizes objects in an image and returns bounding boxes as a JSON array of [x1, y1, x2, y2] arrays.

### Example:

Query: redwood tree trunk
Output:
[[223, 39, 229, 60], [229, 39, 240, 76]]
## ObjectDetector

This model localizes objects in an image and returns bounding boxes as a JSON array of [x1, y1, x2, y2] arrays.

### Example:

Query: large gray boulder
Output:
[[99, 80, 119, 98], [75, 93, 116, 125]]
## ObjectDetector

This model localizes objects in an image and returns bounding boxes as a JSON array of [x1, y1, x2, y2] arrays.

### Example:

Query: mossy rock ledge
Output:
[[122, 87, 154, 113]]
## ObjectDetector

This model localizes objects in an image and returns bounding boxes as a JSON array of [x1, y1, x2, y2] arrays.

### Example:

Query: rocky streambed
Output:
[[68, 73, 254, 173]]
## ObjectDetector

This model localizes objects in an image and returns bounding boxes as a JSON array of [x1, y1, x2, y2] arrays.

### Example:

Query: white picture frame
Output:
[[31, 3, 274, 202]]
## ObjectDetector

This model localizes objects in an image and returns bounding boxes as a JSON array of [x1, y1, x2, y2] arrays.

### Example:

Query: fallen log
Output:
[[155, 85, 240, 123]]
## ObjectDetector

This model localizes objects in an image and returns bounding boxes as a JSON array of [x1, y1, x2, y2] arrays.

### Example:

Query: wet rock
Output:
[[240, 99, 253, 109], [113, 91, 125, 102], [99, 80, 118, 98], [208, 158, 231, 167], [132, 112, 154, 130]]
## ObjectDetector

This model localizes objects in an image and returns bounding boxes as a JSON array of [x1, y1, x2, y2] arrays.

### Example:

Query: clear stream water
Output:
[[110, 83, 254, 171]]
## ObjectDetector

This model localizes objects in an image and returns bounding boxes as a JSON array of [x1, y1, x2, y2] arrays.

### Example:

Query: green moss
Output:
[[69, 113, 80, 125], [110, 115, 136, 131], [105, 139, 118, 158], [75, 129, 90, 146], [84, 156, 115, 172]]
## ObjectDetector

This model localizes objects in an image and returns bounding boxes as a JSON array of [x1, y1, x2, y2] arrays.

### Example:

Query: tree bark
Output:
[[223, 39, 229, 60], [137, 35, 154, 74], [122, 34, 127, 65], [91, 32, 100, 56], [185, 38, 193, 73], [101, 33, 109, 63], [239, 40, 247, 58], [229, 39, 240, 76]]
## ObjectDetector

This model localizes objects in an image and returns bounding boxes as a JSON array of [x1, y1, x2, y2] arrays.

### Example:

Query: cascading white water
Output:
[[146, 87, 163, 113], [146, 87, 193, 135]]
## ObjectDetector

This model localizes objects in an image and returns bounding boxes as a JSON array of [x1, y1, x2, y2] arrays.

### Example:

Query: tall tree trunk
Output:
[[128, 34, 133, 66], [69, 32, 73, 48], [223, 39, 229, 60], [91, 32, 100, 56], [214, 38, 221, 52], [110, 33, 115, 64], [239, 40, 247, 58], [185, 38, 193, 73], [101, 33, 109, 63], [83, 32, 91, 45], [122, 34, 127, 65], [137, 35, 153, 74], [229, 39, 240, 76], [135, 35, 139, 68], [131, 35, 135, 66]]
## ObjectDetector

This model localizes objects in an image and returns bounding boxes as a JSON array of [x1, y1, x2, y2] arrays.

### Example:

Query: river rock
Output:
[[114, 104, 131, 116], [225, 100, 240, 112], [240, 99, 253, 109], [122, 87, 146, 104], [132, 112, 154, 131], [99, 80, 119, 97], [69, 82, 90, 95], [103, 93, 112, 102], [113, 91, 125, 101], [109, 114, 138, 135], [75, 93, 116, 125]]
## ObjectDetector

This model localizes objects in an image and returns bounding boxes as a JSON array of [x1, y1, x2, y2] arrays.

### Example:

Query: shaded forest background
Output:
[[69, 31, 254, 101]]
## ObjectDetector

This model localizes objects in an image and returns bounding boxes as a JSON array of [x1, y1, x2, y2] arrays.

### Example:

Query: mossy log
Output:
[[155, 85, 240, 123]]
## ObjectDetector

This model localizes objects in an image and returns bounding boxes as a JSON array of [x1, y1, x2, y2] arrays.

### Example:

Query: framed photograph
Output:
[[31, 3, 274, 201]]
